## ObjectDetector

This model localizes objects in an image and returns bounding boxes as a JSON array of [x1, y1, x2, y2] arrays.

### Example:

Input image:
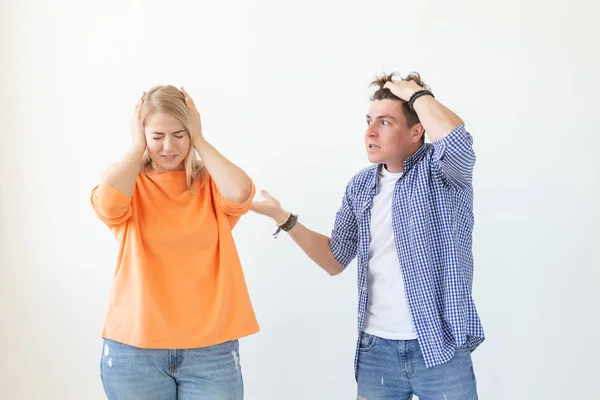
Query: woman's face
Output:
[[144, 112, 190, 172]]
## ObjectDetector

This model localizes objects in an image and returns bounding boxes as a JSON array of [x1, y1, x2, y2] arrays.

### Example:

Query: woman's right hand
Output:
[[131, 93, 146, 151]]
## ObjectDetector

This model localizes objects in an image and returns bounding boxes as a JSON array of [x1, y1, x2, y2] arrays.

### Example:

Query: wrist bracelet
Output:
[[276, 212, 291, 227], [408, 90, 434, 111], [273, 213, 298, 238]]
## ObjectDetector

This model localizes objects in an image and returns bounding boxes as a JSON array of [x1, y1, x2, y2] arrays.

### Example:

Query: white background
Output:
[[1, 0, 599, 399]]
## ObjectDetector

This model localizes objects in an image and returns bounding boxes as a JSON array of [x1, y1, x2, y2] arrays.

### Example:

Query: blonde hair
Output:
[[139, 85, 206, 191]]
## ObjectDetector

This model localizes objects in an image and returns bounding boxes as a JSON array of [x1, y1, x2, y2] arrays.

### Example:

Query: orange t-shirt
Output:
[[90, 167, 259, 349]]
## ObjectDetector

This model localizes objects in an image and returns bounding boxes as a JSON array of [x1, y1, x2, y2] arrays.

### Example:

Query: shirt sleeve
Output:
[[89, 166, 133, 226], [210, 175, 256, 217], [328, 180, 359, 268], [431, 125, 476, 189]]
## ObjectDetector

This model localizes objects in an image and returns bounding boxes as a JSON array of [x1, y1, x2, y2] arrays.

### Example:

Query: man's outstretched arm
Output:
[[251, 189, 358, 276]]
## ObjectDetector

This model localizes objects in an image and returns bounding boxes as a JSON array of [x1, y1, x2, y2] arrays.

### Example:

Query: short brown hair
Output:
[[370, 72, 430, 128]]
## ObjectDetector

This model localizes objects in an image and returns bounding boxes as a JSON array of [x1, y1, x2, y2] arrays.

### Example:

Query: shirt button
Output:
[[362, 287, 367, 291]]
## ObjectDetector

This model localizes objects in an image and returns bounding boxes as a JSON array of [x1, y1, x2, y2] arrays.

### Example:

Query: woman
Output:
[[90, 85, 258, 399]]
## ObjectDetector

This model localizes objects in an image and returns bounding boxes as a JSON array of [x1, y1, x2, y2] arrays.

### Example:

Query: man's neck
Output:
[[384, 143, 423, 173]]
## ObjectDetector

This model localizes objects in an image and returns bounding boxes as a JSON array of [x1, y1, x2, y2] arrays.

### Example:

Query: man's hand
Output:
[[384, 75, 465, 144], [251, 189, 345, 276], [251, 190, 289, 223], [383, 79, 424, 102]]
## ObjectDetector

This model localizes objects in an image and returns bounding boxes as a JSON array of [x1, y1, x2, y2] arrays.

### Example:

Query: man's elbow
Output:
[[326, 262, 345, 276]]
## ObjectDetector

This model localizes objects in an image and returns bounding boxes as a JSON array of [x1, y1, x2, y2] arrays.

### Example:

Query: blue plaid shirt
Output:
[[328, 125, 485, 379]]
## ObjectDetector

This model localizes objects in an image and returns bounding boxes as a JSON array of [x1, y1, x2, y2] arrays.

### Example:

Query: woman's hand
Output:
[[181, 88, 205, 146], [131, 93, 147, 151]]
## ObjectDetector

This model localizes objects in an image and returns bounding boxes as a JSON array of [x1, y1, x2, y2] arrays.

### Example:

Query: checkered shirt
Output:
[[328, 125, 485, 379]]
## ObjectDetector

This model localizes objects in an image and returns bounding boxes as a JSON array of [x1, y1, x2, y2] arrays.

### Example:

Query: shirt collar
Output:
[[367, 143, 429, 192]]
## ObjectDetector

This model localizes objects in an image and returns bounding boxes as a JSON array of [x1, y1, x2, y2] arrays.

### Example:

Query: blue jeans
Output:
[[357, 333, 477, 400], [100, 338, 243, 400]]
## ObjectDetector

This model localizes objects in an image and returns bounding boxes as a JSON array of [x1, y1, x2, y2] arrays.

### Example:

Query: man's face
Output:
[[365, 99, 423, 172]]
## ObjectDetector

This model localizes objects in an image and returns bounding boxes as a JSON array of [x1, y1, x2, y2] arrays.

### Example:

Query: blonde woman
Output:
[[90, 86, 258, 399]]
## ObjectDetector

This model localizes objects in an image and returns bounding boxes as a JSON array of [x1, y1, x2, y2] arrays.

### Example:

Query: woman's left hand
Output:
[[181, 87, 205, 145]]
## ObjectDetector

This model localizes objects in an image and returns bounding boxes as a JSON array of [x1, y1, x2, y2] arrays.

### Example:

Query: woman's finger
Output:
[[181, 87, 197, 110], [136, 92, 145, 113]]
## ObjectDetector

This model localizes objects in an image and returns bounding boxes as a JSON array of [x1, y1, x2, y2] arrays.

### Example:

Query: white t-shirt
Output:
[[362, 166, 418, 340]]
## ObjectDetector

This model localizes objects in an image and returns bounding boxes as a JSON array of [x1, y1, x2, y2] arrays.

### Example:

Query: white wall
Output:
[[1, 0, 599, 398]]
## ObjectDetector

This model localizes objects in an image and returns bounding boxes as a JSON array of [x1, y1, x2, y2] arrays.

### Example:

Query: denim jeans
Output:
[[100, 338, 243, 400], [357, 333, 477, 400]]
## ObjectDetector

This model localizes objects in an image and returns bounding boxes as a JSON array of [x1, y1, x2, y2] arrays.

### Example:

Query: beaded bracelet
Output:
[[407, 89, 434, 111]]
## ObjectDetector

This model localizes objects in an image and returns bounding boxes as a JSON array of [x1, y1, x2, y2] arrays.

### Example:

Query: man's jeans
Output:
[[357, 333, 478, 400]]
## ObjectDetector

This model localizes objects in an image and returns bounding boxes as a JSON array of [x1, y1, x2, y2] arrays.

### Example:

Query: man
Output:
[[251, 72, 484, 399]]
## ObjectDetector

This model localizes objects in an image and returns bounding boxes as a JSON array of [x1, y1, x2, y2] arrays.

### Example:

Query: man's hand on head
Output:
[[384, 79, 424, 102]]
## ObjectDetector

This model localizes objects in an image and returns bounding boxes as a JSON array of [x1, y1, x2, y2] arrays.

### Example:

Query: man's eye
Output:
[[174, 135, 183, 139], [382, 120, 389, 126]]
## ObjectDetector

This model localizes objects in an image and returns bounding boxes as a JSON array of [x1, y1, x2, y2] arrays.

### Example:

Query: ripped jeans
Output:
[[100, 338, 243, 400], [357, 333, 477, 400]]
